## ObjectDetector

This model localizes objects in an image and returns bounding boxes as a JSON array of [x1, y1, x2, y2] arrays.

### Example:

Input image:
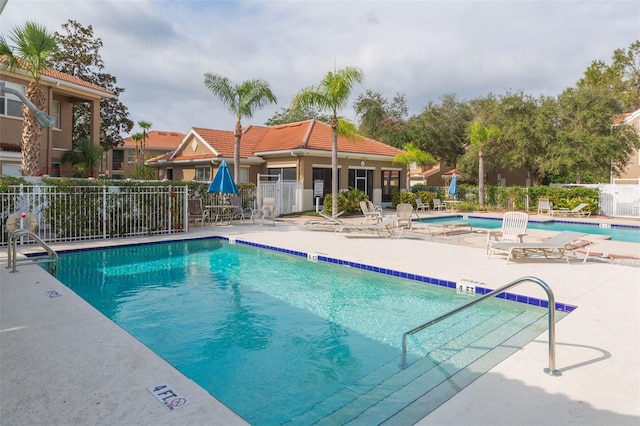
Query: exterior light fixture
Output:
[[0, 86, 55, 128]]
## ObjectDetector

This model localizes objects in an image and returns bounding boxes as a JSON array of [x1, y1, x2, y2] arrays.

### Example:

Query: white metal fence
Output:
[[1, 185, 190, 247], [256, 175, 302, 216], [599, 182, 640, 218]]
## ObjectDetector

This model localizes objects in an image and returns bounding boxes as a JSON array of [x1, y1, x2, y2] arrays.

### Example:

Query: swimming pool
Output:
[[419, 215, 640, 243], [54, 238, 569, 425]]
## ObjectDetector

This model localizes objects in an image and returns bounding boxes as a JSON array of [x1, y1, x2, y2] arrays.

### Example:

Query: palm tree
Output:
[[138, 120, 152, 163], [393, 142, 436, 191], [204, 73, 277, 182], [0, 21, 58, 176], [468, 121, 502, 206], [131, 132, 143, 164], [61, 139, 104, 177], [291, 66, 365, 216]]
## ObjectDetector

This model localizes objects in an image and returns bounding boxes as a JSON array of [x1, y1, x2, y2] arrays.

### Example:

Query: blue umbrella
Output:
[[448, 173, 458, 198], [208, 160, 238, 194]]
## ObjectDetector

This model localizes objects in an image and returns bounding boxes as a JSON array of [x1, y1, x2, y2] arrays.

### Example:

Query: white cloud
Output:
[[2, 0, 638, 135]]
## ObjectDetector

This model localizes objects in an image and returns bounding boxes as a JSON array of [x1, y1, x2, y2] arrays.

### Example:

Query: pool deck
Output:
[[1, 211, 639, 425]]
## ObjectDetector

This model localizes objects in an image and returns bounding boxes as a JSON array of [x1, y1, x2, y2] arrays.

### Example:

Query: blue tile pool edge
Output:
[[29, 235, 577, 313]]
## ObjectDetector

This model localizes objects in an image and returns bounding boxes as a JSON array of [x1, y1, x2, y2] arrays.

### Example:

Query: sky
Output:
[[1, 0, 639, 137]]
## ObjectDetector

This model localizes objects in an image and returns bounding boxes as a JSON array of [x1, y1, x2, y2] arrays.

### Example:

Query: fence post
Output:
[[183, 186, 188, 233], [102, 186, 107, 239]]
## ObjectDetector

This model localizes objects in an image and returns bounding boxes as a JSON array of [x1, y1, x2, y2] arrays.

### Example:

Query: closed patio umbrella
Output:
[[208, 160, 239, 195], [448, 173, 458, 199]]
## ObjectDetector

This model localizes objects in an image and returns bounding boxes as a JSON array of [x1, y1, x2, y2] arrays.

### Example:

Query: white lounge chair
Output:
[[537, 198, 553, 216], [556, 203, 591, 217], [490, 231, 589, 264], [304, 210, 345, 228], [396, 203, 414, 229], [486, 211, 529, 255], [360, 200, 383, 224], [336, 215, 401, 238]]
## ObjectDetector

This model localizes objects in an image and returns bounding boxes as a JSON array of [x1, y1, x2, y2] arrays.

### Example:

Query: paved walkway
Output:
[[1, 212, 639, 425]]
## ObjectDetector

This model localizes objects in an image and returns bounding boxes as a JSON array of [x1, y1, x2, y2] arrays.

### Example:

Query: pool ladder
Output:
[[6, 229, 58, 276], [402, 276, 560, 376]]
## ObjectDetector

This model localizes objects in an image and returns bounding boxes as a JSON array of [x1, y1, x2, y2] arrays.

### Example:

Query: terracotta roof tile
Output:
[[149, 119, 405, 164], [121, 131, 184, 149], [1, 56, 113, 96]]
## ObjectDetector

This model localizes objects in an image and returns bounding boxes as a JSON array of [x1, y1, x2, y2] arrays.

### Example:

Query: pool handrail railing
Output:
[[401, 276, 560, 376]]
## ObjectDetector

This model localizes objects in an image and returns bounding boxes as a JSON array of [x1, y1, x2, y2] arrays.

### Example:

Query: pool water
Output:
[[55, 238, 560, 425], [419, 215, 640, 243]]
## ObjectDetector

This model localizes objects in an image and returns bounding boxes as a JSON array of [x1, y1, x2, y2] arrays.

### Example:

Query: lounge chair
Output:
[[303, 210, 345, 228], [486, 211, 529, 255], [336, 215, 401, 238], [432, 198, 446, 211], [537, 198, 553, 216], [490, 231, 589, 264], [415, 198, 430, 213], [396, 203, 414, 229], [360, 200, 383, 224], [556, 203, 591, 218], [187, 198, 209, 226]]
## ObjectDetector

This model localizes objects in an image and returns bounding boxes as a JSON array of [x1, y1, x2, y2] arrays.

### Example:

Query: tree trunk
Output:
[[478, 147, 485, 206], [234, 117, 242, 184], [331, 116, 339, 217], [21, 82, 46, 176]]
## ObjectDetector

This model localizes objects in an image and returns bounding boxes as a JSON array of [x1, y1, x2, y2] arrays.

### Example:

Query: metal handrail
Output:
[[401, 276, 561, 376], [7, 229, 58, 276]]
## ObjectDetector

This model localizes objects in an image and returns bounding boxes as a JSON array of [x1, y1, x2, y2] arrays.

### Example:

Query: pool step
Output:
[[287, 309, 548, 425]]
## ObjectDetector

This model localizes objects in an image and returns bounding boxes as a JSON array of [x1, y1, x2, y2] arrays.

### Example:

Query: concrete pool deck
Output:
[[1, 212, 639, 425]]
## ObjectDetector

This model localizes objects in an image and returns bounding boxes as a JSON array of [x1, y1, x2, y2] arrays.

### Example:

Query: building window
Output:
[[348, 168, 374, 200], [51, 100, 61, 129], [0, 81, 25, 119], [267, 167, 297, 181], [50, 162, 61, 177], [381, 170, 400, 202], [195, 166, 211, 182], [239, 167, 249, 184], [126, 150, 135, 163], [112, 150, 124, 171]]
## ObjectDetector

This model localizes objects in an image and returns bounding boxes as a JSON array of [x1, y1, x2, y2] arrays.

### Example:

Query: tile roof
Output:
[[121, 131, 185, 149], [1, 56, 114, 96], [150, 119, 405, 164]]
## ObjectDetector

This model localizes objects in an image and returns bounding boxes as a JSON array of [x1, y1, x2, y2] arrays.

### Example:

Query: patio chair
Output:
[[537, 198, 553, 216], [489, 231, 588, 264], [336, 215, 401, 238], [415, 198, 430, 213], [432, 198, 446, 211], [396, 203, 414, 229], [252, 197, 276, 225], [187, 198, 209, 226], [229, 196, 253, 223], [556, 203, 591, 218], [360, 200, 383, 224], [486, 211, 529, 255]]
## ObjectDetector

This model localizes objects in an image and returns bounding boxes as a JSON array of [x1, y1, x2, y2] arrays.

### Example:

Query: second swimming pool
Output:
[[54, 238, 568, 425], [419, 215, 640, 243]]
